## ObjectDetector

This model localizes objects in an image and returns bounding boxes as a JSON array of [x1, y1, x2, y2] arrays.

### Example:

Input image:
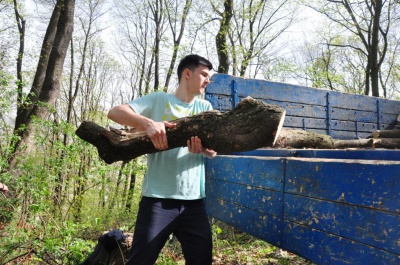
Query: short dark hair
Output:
[[177, 54, 213, 82]]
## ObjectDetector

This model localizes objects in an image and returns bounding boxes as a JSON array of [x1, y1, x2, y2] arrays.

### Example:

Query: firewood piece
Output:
[[333, 139, 376, 149], [373, 138, 400, 149], [75, 97, 286, 164], [275, 128, 335, 149], [369, 129, 400, 139]]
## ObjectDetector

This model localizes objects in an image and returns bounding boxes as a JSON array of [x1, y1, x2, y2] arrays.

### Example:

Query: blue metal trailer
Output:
[[204, 74, 400, 264]]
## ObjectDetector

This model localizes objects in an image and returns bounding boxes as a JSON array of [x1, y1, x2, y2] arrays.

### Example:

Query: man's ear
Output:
[[183, 68, 191, 80]]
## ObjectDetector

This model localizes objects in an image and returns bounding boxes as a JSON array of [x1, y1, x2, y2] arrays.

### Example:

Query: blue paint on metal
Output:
[[326, 92, 332, 136], [278, 160, 287, 247], [285, 159, 400, 213], [355, 120, 359, 138], [205, 73, 400, 264], [206, 155, 400, 264], [230, 79, 239, 109], [377, 99, 381, 130], [284, 194, 400, 253], [206, 196, 282, 245], [282, 221, 400, 265], [231, 149, 400, 161]]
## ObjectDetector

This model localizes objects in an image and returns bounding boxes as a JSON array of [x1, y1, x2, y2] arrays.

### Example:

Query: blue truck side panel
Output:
[[206, 74, 400, 139], [205, 74, 400, 264], [206, 156, 400, 264]]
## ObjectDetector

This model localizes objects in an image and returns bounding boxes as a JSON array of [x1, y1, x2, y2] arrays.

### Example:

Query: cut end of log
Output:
[[272, 110, 286, 146], [370, 130, 380, 138]]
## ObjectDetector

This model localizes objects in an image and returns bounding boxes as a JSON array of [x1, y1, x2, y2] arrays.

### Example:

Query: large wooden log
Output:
[[75, 97, 286, 164]]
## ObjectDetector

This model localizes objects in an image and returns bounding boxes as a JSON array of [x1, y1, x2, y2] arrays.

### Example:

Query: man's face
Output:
[[186, 65, 212, 95]]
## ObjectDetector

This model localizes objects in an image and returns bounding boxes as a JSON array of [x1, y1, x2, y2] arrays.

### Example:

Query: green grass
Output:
[[155, 222, 315, 265]]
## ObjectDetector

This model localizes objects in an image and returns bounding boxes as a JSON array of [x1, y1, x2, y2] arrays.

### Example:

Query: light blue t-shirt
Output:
[[127, 92, 213, 200]]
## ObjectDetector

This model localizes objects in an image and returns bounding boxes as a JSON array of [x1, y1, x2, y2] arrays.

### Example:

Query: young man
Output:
[[107, 54, 216, 264]]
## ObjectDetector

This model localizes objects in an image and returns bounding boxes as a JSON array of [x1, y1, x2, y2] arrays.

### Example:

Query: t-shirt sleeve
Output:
[[127, 92, 160, 118], [201, 99, 213, 112], [206, 100, 213, 111]]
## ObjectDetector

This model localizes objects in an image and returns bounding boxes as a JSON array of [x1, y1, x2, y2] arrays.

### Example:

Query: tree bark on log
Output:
[[275, 129, 400, 149], [335, 138, 400, 149], [76, 97, 286, 164], [369, 129, 400, 139], [373, 138, 400, 149], [275, 128, 335, 149], [333, 139, 376, 149]]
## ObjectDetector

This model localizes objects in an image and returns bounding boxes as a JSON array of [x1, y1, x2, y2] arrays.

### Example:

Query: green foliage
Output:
[[0, 216, 96, 264], [0, 114, 146, 263], [155, 221, 313, 264]]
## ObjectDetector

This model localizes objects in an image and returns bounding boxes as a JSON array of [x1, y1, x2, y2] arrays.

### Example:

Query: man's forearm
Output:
[[107, 104, 152, 130]]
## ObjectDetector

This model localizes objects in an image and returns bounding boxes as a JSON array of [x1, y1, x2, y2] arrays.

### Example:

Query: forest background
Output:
[[0, 0, 399, 264]]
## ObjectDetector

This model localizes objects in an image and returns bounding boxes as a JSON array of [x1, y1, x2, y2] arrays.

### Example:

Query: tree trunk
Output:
[[370, 0, 382, 97], [8, 0, 75, 170], [163, 0, 191, 90], [76, 97, 286, 164], [152, 0, 163, 91], [13, 0, 26, 110], [215, 0, 233, 73], [13, 4, 60, 140]]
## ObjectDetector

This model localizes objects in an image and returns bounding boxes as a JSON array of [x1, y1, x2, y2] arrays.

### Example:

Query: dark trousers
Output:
[[126, 197, 213, 265]]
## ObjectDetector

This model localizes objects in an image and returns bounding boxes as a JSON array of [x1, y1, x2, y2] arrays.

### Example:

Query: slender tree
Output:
[[53, 0, 106, 209], [114, 0, 156, 98], [304, 0, 396, 97], [163, 0, 192, 90], [212, 0, 233, 73], [12, 0, 25, 109], [149, 0, 165, 91], [231, 0, 295, 77]]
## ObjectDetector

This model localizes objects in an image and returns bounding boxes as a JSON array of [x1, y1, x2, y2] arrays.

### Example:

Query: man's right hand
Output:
[[146, 121, 176, 150]]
